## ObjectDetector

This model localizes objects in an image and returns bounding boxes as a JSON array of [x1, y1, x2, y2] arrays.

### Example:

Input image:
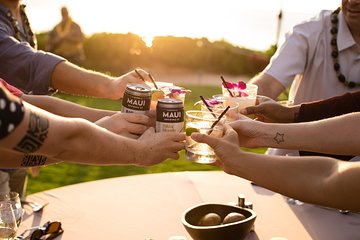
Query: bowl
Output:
[[181, 203, 256, 240]]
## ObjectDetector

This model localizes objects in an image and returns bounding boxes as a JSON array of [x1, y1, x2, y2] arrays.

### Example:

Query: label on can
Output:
[[156, 98, 184, 132], [121, 84, 151, 114]]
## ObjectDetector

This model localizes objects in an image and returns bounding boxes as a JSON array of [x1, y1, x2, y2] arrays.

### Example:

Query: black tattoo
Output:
[[21, 154, 47, 167], [14, 112, 49, 153], [273, 132, 285, 144]]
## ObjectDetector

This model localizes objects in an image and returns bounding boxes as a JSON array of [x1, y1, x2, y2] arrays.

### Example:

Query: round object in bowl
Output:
[[181, 203, 256, 240]]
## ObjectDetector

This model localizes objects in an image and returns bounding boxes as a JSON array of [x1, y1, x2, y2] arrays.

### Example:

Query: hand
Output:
[[95, 112, 150, 139], [241, 96, 299, 123], [112, 69, 153, 99], [191, 125, 243, 175], [228, 118, 265, 148], [135, 128, 186, 166]]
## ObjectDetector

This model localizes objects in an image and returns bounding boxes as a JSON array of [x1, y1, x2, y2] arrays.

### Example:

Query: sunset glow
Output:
[[24, 0, 340, 50]]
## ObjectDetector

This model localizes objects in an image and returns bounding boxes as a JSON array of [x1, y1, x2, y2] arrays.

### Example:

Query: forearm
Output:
[[230, 151, 360, 211], [51, 61, 117, 99], [2, 102, 141, 166], [248, 73, 285, 99], [22, 94, 116, 122], [257, 113, 360, 155]]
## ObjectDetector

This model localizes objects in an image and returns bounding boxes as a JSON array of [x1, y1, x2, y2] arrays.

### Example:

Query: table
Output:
[[18, 171, 360, 240]]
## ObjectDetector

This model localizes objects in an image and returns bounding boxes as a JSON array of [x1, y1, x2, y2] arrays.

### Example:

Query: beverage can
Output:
[[121, 84, 151, 114], [156, 98, 184, 132]]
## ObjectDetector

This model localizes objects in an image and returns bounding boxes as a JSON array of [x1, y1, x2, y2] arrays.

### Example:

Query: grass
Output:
[[26, 84, 267, 195]]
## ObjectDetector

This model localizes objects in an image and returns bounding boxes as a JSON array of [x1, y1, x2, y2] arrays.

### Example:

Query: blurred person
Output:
[[191, 113, 360, 212], [0, 84, 185, 169], [46, 6, 85, 65], [247, 0, 360, 157], [0, 0, 153, 198]]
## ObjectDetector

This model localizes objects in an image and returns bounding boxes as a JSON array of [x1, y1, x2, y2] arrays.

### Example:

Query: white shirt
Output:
[[264, 10, 360, 156], [265, 10, 360, 105]]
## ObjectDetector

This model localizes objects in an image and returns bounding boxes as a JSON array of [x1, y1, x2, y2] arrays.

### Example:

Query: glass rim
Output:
[[185, 110, 224, 121]]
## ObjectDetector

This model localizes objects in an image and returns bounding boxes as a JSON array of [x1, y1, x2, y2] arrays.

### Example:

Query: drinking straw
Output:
[[209, 106, 230, 134], [134, 69, 146, 82], [200, 96, 216, 117], [221, 76, 234, 97], [148, 73, 159, 89]]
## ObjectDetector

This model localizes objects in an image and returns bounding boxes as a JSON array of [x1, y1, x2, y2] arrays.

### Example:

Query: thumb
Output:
[[191, 132, 219, 148]]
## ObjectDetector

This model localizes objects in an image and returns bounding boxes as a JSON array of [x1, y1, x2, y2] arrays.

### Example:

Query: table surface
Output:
[[18, 171, 360, 240]]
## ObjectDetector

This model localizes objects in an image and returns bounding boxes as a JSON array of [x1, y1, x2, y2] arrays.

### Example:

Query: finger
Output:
[[123, 113, 150, 125], [128, 124, 149, 135], [167, 152, 180, 160], [120, 133, 141, 139], [191, 132, 219, 148], [164, 132, 186, 142]]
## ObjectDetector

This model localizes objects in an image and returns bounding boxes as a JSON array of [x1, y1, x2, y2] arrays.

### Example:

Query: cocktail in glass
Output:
[[185, 110, 225, 164], [194, 98, 239, 122], [221, 83, 258, 112]]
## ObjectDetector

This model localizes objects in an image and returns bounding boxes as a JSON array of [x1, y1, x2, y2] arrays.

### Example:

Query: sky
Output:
[[23, 0, 340, 51]]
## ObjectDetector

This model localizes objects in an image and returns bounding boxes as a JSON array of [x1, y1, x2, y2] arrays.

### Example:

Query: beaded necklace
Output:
[[3, 4, 36, 48], [330, 7, 358, 88]]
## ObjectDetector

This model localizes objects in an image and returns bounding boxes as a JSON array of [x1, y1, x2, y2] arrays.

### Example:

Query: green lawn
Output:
[[26, 85, 267, 195]]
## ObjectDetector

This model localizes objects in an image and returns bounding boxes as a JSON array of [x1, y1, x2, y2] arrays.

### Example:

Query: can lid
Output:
[[157, 98, 184, 108], [126, 83, 151, 93]]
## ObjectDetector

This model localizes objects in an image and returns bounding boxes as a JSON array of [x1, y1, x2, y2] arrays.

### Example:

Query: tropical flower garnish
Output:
[[222, 81, 248, 97], [205, 98, 221, 107], [159, 86, 191, 99]]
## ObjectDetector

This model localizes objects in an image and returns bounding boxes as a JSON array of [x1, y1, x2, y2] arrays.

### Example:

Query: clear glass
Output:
[[221, 84, 258, 111], [194, 98, 239, 122], [185, 110, 225, 164], [0, 202, 18, 240], [0, 193, 22, 228]]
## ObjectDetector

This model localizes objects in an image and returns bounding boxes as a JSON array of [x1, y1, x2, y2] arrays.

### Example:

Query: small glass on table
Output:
[[0, 202, 18, 240], [185, 110, 226, 164], [0, 192, 23, 228]]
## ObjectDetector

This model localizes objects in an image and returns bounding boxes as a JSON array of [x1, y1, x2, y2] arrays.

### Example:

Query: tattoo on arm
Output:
[[21, 154, 47, 167], [14, 111, 49, 153], [273, 132, 285, 144]]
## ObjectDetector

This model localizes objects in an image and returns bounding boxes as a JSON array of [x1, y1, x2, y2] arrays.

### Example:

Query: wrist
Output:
[[288, 105, 300, 123]]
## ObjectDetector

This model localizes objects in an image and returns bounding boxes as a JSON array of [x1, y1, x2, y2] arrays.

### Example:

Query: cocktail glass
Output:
[[221, 84, 258, 112], [185, 110, 225, 164], [194, 98, 239, 122]]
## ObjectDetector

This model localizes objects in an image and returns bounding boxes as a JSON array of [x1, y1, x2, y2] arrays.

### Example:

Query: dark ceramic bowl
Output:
[[181, 203, 256, 240]]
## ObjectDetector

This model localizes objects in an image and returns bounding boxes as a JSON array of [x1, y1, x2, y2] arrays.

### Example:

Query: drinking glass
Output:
[[0, 202, 18, 240], [185, 110, 225, 164], [222, 84, 258, 112], [0, 193, 23, 227], [194, 98, 239, 122]]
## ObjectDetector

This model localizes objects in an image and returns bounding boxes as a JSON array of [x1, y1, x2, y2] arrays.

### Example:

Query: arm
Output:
[[248, 73, 285, 99], [191, 126, 360, 212], [21, 94, 115, 121], [0, 85, 185, 167], [51, 62, 152, 99], [229, 112, 360, 156]]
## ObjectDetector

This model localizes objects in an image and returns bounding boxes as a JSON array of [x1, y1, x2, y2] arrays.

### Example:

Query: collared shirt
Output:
[[0, 3, 64, 95], [265, 10, 360, 105]]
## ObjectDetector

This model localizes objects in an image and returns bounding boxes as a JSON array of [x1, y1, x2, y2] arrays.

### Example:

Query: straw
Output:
[[148, 73, 159, 89], [134, 69, 146, 82], [209, 106, 230, 134], [200, 96, 216, 117], [221, 76, 234, 97]]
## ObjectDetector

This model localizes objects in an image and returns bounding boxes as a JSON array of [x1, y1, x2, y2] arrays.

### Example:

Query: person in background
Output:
[[247, 0, 360, 157], [191, 112, 360, 212], [0, 0, 153, 198], [0, 84, 185, 169], [46, 6, 85, 65]]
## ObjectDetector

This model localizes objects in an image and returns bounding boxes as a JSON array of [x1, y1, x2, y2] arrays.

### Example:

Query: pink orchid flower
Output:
[[222, 81, 248, 97]]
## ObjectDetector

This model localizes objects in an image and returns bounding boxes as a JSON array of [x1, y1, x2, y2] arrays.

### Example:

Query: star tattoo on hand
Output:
[[273, 132, 285, 144]]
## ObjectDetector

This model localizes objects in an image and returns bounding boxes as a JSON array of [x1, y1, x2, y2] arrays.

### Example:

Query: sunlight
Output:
[[142, 35, 154, 48]]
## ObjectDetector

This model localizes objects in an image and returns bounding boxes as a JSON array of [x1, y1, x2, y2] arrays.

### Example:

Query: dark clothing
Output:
[[296, 91, 360, 160]]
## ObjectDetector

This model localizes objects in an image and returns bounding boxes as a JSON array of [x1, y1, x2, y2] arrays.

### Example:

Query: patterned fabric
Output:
[[0, 85, 24, 139]]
